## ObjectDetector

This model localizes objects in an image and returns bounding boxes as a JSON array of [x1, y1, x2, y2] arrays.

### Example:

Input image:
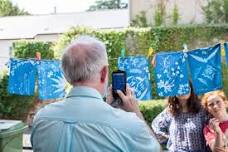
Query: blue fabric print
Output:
[[224, 42, 228, 68], [118, 56, 152, 100], [154, 51, 190, 97], [187, 43, 222, 95], [38, 60, 66, 100], [8, 58, 37, 95]]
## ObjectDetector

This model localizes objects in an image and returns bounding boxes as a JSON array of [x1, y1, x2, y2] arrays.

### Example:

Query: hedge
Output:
[[54, 25, 228, 97], [139, 100, 165, 124], [12, 40, 55, 59], [1, 25, 228, 121], [0, 40, 55, 121]]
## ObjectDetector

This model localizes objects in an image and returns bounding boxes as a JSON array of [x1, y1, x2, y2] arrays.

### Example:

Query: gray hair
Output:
[[62, 35, 108, 85]]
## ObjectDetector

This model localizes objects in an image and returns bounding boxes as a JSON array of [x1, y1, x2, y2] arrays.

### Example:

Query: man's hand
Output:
[[106, 85, 143, 119], [117, 86, 144, 120], [106, 86, 114, 105], [116, 86, 138, 112]]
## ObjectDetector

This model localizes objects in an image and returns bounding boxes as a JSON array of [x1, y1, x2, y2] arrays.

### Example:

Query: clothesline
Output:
[[9, 57, 61, 61], [0, 56, 120, 61], [0, 42, 226, 62], [5, 43, 228, 100]]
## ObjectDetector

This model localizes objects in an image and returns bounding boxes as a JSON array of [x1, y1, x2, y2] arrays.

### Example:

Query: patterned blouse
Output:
[[152, 108, 209, 152]]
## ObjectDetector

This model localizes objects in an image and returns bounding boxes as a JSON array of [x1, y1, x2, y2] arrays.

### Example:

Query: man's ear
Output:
[[100, 66, 108, 83]]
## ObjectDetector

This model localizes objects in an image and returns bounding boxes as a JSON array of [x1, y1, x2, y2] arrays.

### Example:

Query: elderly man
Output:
[[31, 35, 161, 152]]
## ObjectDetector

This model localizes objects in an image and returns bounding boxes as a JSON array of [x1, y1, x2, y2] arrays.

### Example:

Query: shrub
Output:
[[1, 25, 228, 122], [139, 100, 165, 125], [0, 40, 55, 121], [0, 75, 35, 120], [12, 40, 54, 59], [54, 25, 228, 98]]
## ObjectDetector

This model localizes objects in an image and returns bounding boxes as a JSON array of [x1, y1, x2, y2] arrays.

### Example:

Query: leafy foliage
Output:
[[202, 0, 228, 24], [224, 0, 228, 22], [0, 0, 29, 16], [130, 11, 148, 27], [139, 100, 165, 125], [172, 3, 180, 25], [3, 25, 228, 120], [54, 26, 126, 80], [0, 40, 55, 121], [54, 25, 228, 97], [154, 0, 167, 26], [222, 62, 228, 95], [131, 0, 179, 27], [88, 0, 128, 11], [0, 75, 35, 120], [12, 40, 54, 59]]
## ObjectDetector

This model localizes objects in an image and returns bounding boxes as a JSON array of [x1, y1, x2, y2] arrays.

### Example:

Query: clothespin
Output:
[[220, 40, 225, 57], [183, 44, 188, 53], [182, 44, 188, 58], [147, 47, 154, 58], [121, 48, 126, 58]]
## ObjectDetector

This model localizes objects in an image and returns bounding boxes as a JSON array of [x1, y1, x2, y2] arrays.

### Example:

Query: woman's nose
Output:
[[212, 104, 219, 109]]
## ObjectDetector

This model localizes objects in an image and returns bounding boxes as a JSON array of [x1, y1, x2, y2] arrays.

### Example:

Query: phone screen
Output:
[[112, 70, 126, 100]]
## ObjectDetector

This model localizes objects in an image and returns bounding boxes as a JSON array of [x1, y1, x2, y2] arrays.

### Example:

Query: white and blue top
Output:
[[152, 108, 209, 152]]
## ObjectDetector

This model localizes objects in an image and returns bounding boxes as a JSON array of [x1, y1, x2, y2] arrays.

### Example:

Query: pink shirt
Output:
[[203, 120, 228, 145]]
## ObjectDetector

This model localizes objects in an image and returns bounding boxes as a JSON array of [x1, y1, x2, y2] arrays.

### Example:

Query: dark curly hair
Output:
[[168, 82, 202, 116]]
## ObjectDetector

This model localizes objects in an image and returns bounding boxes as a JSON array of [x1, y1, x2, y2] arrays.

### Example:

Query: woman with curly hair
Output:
[[202, 90, 228, 152], [151, 82, 209, 152]]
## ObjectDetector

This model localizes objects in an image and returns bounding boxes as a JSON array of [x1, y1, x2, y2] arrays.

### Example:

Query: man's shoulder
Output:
[[107, 109, 149, 134], [33, 99, 148, 135], [33, 100, 67, 120]]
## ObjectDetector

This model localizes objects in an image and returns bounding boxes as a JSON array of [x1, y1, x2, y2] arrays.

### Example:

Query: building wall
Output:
[[0, 34, 61, 69], [130, 0, 207, 25], [34, 34, 60, 41], [0, 9, 130, 69], [0, 40, 14, 68]]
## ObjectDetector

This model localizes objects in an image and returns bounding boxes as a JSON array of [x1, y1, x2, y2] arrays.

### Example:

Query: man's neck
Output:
[[73, 81, 103, 96]]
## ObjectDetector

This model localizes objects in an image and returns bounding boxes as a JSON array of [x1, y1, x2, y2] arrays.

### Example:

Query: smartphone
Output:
[[111, 70, 126, 106]]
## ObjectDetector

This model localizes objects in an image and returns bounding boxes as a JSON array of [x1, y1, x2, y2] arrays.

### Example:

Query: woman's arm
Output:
[[207, 118, 226, 152], [151, 108, 171, 144]]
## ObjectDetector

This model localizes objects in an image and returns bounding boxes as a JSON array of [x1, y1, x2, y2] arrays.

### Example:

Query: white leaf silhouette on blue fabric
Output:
[[187, 44, 222, 94], [38, 60, 66, 100], [118, 56, 152, 100], [188, 47, 218, 63], [8, 58, 37, 96], [154, 51, 190, 97]]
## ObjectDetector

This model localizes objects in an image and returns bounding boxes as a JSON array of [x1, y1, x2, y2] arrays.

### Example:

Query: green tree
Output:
[[154, 0, 167, 26], [131, 11, 148, 27], [88, 0, 128, 11], [224, 0, 228, 22], [202, 0, 225, 24], [0, 0, 29, 16], [172, 3, 180, 25]]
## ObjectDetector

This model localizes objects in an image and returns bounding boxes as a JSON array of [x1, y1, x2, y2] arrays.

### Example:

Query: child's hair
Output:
[[201, 90, 227, 109], [168, 82, 201, 116]]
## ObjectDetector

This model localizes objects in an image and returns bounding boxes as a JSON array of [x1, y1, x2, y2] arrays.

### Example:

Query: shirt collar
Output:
[[66, 86, 103, 101]]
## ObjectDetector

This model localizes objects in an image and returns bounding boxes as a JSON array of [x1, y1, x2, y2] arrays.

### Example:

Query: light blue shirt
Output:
[[31, 86, 160, 152]]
